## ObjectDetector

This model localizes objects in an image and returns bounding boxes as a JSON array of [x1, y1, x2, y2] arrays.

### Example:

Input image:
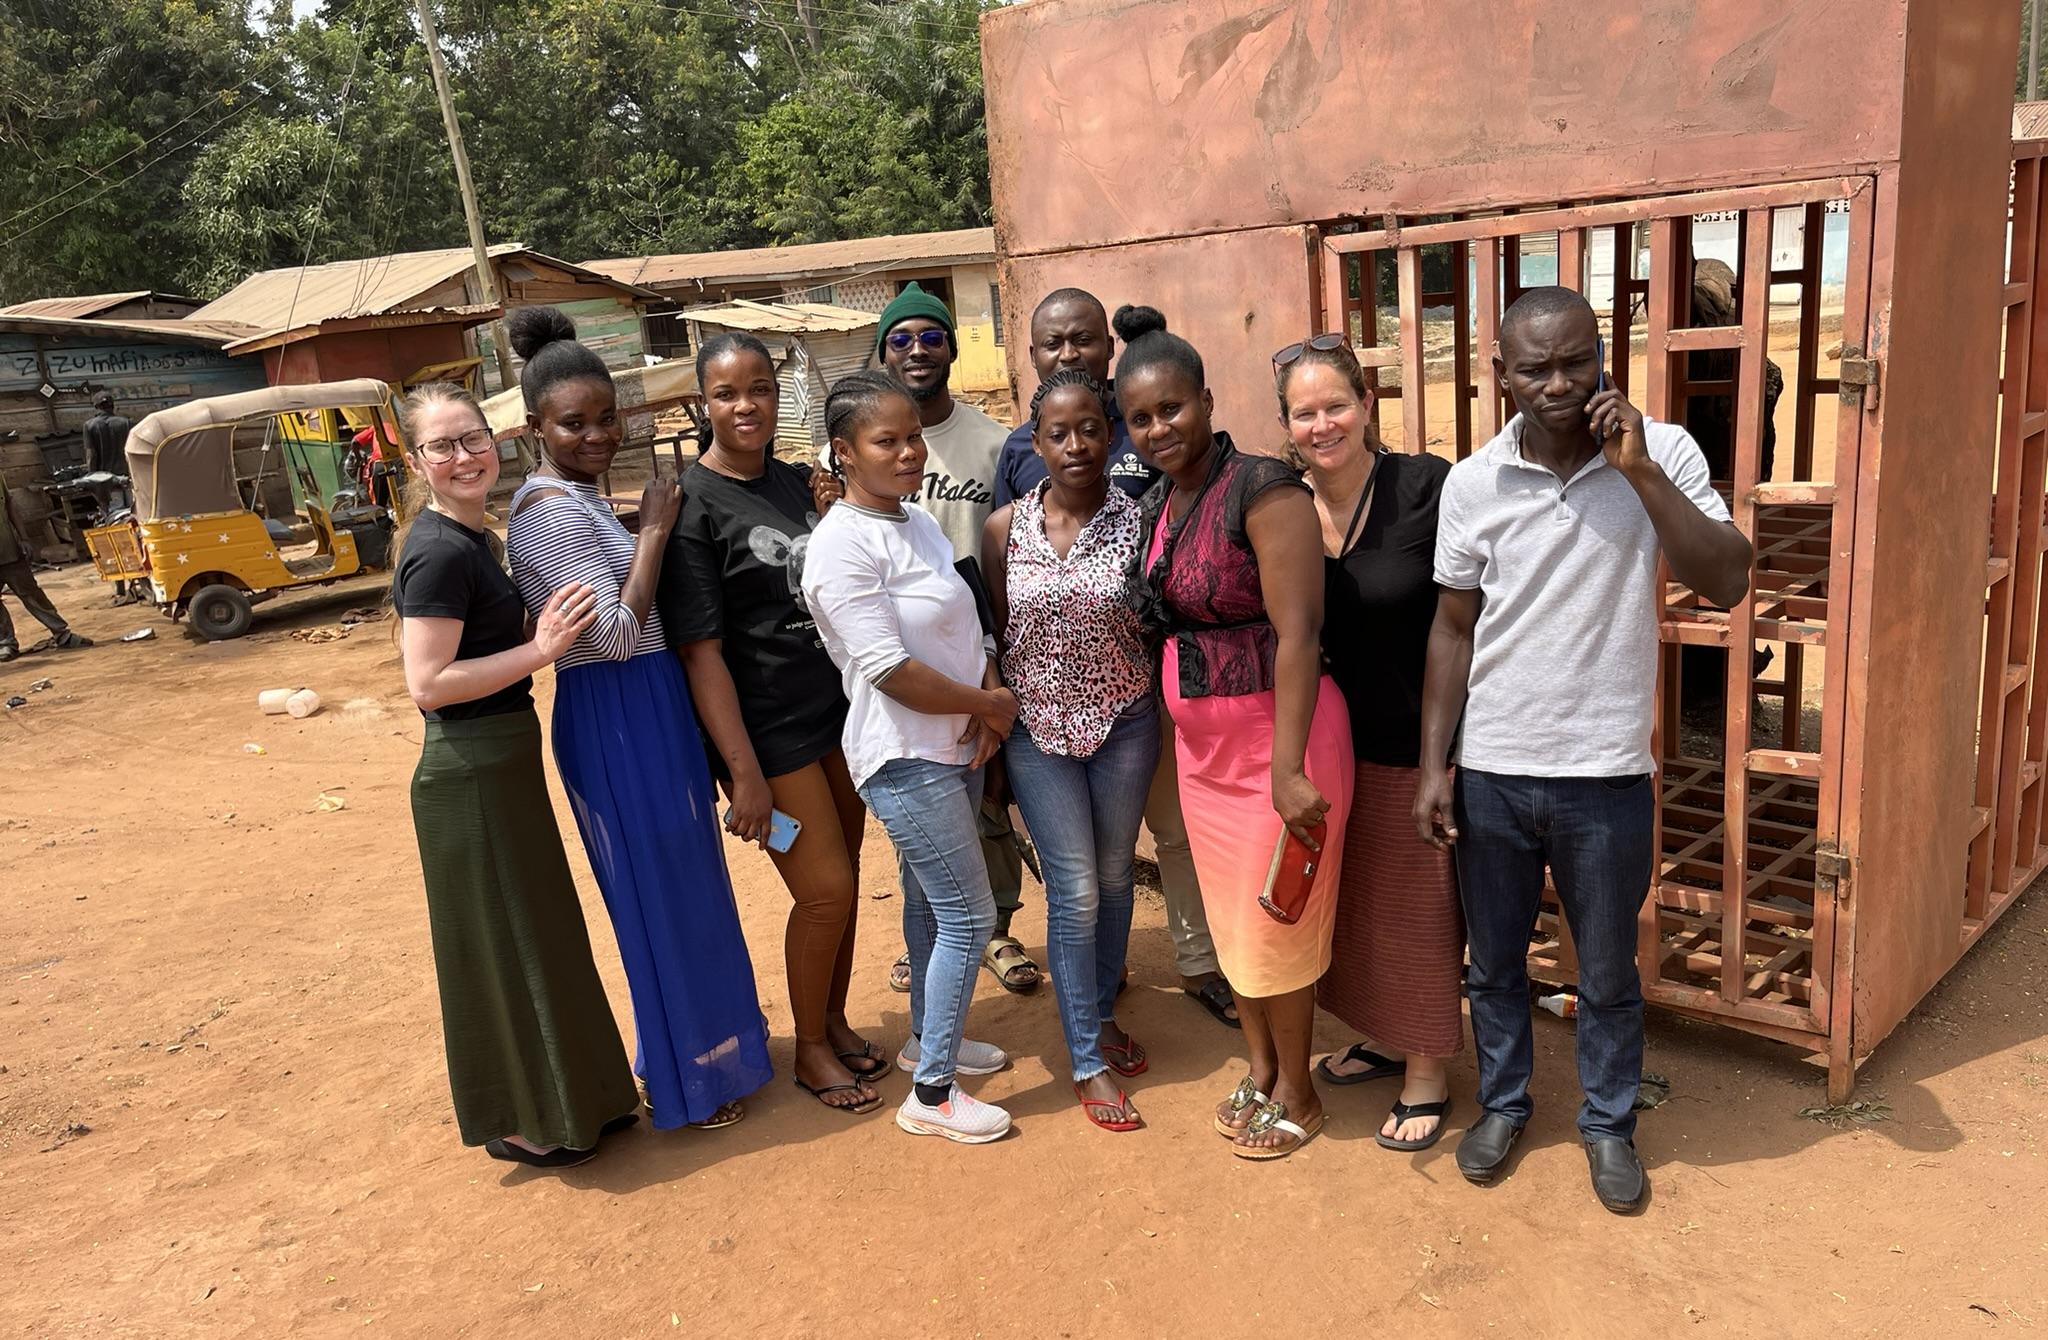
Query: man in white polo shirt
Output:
[[1413, 287, 1752, 1213]]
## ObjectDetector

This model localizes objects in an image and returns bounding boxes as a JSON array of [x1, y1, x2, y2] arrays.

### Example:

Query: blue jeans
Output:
[[859, 757, 995, 1089], [1004, 701, 1161, 1082], [1454, 769, 1655, 1142]]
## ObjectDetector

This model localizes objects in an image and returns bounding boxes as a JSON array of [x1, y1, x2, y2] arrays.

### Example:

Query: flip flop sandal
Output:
[[687, 1101, 746, 1130], [1375, 1097, 1452, 1152], [1230, 1101, 1326, 1161], [1076, 1084, 1144, 1132], [1184, 979, 1240, 1029], [888, 952, 912, 994], [1314, 1042, 1407, 1086], [837, 1041, 891, 1080], [1102, 1035, 1148, 1078], [1213, 1075, 1270, 1137], [795, 1077, 883, 1115], [981, 936, 1041, 994]]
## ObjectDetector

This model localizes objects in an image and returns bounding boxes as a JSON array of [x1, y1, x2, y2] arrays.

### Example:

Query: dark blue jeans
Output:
[[1454, 769, 1655, 1142]]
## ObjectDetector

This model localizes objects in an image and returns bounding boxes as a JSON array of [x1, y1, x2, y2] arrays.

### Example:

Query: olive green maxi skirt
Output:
[[411, 709, 640, 1150]]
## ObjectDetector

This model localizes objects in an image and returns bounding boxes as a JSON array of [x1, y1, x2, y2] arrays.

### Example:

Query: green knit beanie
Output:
[[876, 281, 956, 354]]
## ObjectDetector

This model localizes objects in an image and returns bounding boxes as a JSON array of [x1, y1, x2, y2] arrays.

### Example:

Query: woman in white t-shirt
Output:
[[802, 371, 1020, 1145]]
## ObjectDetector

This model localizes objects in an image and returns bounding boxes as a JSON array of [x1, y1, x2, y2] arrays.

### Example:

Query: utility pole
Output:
[[416, 0, 519, 396], [2032, 0, 2043, 103]]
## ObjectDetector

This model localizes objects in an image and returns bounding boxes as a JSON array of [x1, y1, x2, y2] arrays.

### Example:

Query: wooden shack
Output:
[[982, 0, 2022, 1098]]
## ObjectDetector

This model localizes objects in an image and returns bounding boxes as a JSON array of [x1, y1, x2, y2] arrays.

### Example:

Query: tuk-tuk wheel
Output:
[[187, 584, 254, 641]]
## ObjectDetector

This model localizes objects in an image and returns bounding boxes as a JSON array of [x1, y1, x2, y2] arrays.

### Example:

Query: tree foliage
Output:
[[0, 0, 997, 303]]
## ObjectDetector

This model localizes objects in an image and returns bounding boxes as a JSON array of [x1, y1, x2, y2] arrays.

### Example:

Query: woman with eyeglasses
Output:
[[504, 307, 773, 1134], [1280, 336, 1464, 1154], [1117, 306, 1355, 1161], [391, 381, 641, 1169]]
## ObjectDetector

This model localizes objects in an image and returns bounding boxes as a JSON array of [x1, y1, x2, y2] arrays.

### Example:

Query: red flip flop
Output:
[[1102, 1035, 1148, 1077], [1075, 1084, 1143, 1131]]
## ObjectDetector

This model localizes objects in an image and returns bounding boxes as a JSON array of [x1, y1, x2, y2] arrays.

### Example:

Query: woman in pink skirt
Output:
[[1281, 335, 1465, 1153], [1117, 305, 1355, 1161]]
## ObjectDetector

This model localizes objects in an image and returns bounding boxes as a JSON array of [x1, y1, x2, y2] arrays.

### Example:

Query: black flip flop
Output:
[[795, 1076, 883, 1114], [837, 1042, 891, 1081], [1315, 1042, 1406, 1086], [1375, 1097, 1452, 1152], [600, 1111, 641, 1138], [485, 1139, 598, 1169], [1184, 978, 1240, 1029]]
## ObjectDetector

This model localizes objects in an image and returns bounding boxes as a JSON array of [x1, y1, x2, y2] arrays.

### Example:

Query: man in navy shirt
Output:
[[992, 289, 1158, 505]]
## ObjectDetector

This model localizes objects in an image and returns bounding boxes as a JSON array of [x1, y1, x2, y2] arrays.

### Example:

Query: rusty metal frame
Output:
[[1311, 175, 1878, 1082]]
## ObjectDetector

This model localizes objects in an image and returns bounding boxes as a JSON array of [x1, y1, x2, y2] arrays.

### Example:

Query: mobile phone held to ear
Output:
[[723, 805, 803, 853], [1258, 823, 1327, 924]]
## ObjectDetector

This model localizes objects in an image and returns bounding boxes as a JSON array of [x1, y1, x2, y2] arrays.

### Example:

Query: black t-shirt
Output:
[[1322, 451, 1450, 767], [83, 413, 133, 475], [659, 458, 848, 777], [391, 509, 532, 721]]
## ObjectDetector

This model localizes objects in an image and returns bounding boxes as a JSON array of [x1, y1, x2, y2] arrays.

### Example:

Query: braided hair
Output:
[[824, 370, 916, 476], [1029, 367, 1110, 425]]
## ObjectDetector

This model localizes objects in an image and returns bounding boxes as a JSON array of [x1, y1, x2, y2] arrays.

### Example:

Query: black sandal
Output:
[[795, 1076, 883, 1114], [1184, 978, 1240, 1029], [1375, 1097, 1452, 1152], [1315, 1042, 1406, 1086], [485, 1139, 598, 1168], [836, 1041, 890, 1080]]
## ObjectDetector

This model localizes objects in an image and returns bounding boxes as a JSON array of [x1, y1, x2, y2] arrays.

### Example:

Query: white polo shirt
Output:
[[1434, 416, 1731, 777]]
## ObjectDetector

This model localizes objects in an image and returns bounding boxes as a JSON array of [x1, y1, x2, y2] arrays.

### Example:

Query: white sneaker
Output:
[[896, 1085, 1012, 1144], [896, 1036, 1010, 1075]]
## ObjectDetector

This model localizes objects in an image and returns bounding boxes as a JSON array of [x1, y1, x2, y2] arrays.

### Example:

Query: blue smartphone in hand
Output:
[[723, 805, 802, 853]]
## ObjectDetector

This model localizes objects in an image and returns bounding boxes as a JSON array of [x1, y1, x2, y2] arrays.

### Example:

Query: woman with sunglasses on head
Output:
[[659, 332, 887, 1116], [803, 370, 1018, 1145], [1280, 335, 1463, 1153], [1118, 305, 1355, 1161], [980, 369, 1157, 1133], [392, 382, 640, 1169], [504, 307, 772, 1134]]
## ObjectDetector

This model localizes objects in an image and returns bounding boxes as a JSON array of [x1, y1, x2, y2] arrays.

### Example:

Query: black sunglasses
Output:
[[1272, 332, 1348, 367], [885, 329, 949, 352]]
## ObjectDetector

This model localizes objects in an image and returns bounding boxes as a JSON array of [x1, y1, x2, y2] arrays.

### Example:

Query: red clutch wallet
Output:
[[1258, 823, 1326, 924]]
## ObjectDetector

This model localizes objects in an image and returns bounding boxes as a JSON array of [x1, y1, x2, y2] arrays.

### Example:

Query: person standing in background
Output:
[[854, 282, 1039, 999], [81, 391, 131, 477], [0, 489, 91, 662], [991, 286, 1233, 1027]]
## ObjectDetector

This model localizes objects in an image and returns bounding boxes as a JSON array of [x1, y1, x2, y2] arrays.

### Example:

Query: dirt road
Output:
[[3, 560, 2045, 1338]]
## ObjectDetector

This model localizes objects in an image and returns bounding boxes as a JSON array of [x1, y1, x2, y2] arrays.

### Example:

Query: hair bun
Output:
[[1111, 304, 1167, 342], [506, 305, 578, 361]]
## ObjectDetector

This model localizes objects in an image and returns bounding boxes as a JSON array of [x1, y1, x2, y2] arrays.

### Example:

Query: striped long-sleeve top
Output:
[[506, 476, 665, 670]]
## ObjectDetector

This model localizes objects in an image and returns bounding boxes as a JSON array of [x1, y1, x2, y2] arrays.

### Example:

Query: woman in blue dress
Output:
[[503, 306, 772, 1129]]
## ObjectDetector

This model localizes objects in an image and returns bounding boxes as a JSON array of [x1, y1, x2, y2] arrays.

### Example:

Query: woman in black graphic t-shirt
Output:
[[659, 332, 885, 1116]]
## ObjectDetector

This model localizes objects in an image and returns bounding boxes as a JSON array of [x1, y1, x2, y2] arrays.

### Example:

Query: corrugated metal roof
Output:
[[586, 228, 995, 292], [2019, 101, 2048, 141], [190, 245, 660, 340], [684, 299, 879, 333], [0, 313, 257, 345], [0, 291, 161, 319]]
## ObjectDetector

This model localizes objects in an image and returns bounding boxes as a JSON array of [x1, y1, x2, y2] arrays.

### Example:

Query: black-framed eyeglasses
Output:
[[1272, 332, 1348, 367], [413, 427, 496, 463], [885, 329, 949, 352]]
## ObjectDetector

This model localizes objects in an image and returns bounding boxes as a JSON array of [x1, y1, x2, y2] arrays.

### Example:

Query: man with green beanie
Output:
[[853, 281, 1040, 995]]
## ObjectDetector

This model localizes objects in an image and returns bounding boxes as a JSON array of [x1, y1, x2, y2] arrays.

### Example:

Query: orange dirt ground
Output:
[[4, 560, 2047, 1338]]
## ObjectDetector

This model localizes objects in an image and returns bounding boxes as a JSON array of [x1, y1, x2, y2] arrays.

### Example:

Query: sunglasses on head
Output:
[[886, 329, 949, 352], [1272, 332, 1348, 367]]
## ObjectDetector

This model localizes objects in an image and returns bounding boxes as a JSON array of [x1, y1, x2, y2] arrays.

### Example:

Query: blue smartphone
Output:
[[723, 805, 802, 853]]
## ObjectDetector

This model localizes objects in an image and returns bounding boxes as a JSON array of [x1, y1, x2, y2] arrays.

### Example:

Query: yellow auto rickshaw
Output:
[[84, 379, 417, 640]]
